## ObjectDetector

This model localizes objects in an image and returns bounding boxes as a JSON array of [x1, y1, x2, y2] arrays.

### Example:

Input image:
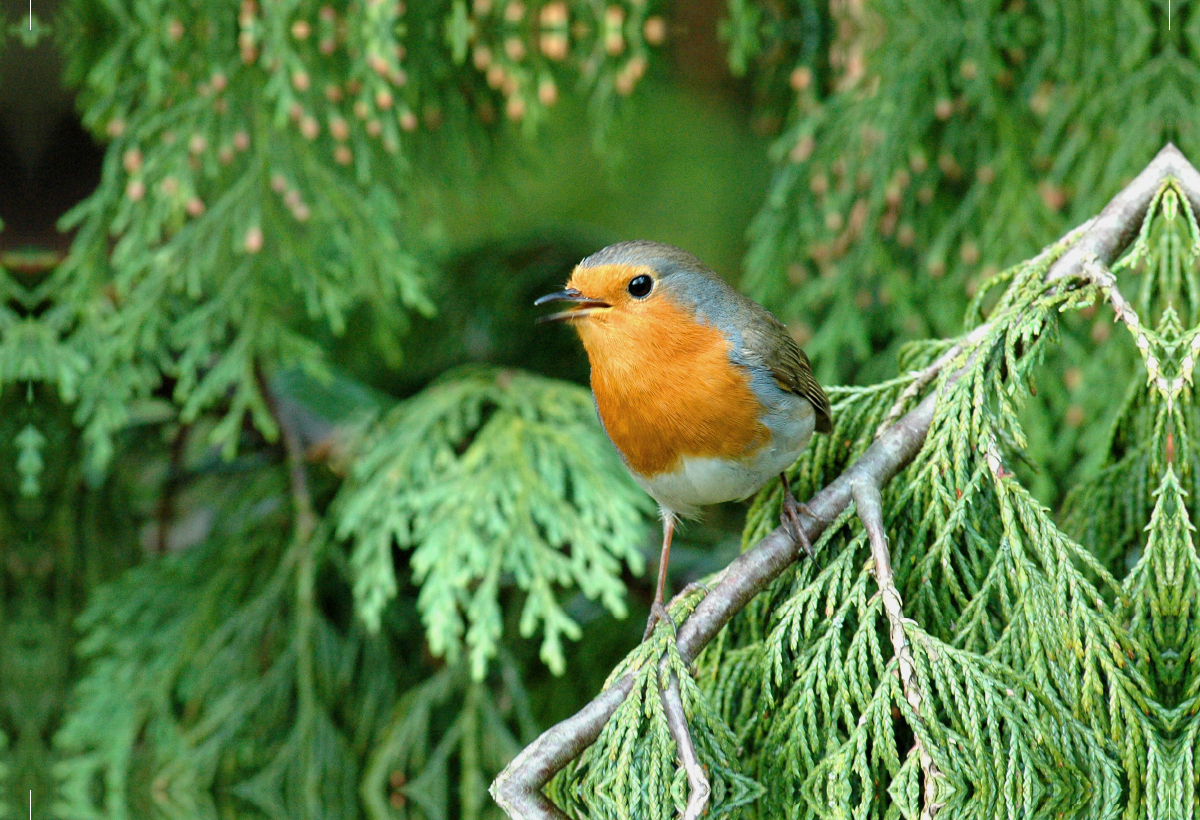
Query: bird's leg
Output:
[[643, 510, 678, 640], [780, 472, 824, 566]]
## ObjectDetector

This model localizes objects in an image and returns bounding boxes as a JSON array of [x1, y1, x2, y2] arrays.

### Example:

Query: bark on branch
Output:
[[661, 670, 710, 820], [1046, 143, 1200, 285], [852, 479, 943, 819], [491, 143, 1200, 820]]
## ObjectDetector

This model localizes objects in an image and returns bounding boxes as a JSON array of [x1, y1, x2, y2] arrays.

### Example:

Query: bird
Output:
[[535, 240, 832, 638]]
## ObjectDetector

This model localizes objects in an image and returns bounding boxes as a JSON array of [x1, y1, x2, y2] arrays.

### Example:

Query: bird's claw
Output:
[[781, 492, 824, 569], [643, 601, 675, 640], [674, 579, 710, 603]]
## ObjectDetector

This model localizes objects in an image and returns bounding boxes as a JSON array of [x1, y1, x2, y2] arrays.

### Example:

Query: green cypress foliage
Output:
[[726, 0, 1200, 386], [5, 0, 664, 816], [7, 0, 1200, 818], [336, 366, 650, 678], [51, 0, 661, 470], [543, 180, 1200, 819]]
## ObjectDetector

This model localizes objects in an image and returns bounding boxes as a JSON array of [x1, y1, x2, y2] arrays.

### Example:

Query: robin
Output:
[[536, 241, 832, 637]]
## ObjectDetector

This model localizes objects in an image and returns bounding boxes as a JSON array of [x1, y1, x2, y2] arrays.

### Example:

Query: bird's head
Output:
[[534, 240, 717, 336]]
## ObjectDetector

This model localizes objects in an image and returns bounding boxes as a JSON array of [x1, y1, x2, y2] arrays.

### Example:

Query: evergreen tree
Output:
[[497, 149, 1200, 820], [1, 0, 1198, 819], [6, 0, 668, 817], [728, 0, 1200, 383]]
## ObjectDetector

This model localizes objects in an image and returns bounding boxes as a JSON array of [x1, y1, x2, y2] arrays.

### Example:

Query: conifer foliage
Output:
[[53, 0, 663, 468], [5, 0, 1200, 819], [4, 0, 665, 817], [727, 0, 1200, 385], [336, 366, 650, 678], [495, 155, 1200, 820]]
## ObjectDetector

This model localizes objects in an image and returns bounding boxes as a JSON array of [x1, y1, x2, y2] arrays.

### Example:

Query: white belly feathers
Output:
[[631, 389, 816, 517]]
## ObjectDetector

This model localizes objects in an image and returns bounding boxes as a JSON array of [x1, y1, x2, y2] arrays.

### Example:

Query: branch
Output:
[[1046, 143, 1200, 285], [875, 214, 1097, 439], [880, 142, 1200, 439], [491, 390, 938, 820], [491, 678, 636, 820], [491, 143, 1200, 820], [852, 479, 943, 820], [661, 671, 710, 820]]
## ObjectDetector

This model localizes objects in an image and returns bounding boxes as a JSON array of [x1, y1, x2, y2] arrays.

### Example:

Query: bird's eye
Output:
[[627, 274, 653, 298]]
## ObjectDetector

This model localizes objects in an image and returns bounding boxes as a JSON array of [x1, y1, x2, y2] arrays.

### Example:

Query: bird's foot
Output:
[[643, 601, 675, 641], [673, 579, 710, 604], [781, 492, 823, 568]]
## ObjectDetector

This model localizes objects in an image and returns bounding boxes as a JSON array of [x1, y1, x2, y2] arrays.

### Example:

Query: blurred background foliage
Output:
[[0, 0, 1194, 817]]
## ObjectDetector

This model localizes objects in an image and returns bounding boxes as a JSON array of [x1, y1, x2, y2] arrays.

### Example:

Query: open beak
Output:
[[534, 288, 611, 323]]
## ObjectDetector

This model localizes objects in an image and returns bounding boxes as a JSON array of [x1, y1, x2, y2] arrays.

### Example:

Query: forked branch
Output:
[[661, 671, 710, 820], [491, 143, 1200, 820], [853, 479, 943, 819]]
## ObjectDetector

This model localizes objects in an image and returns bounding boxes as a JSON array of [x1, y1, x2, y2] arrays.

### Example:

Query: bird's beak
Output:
[[534, 288, 611, 323]]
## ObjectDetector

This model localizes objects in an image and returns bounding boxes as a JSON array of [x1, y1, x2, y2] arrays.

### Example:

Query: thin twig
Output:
[[491, 143, 1200, 820], [1076, 255, 1189, 411], [661, 671, 710, 820], [852, 479, 943, 819], [873, 322, 991, 439], [257, 363, 322, 814]]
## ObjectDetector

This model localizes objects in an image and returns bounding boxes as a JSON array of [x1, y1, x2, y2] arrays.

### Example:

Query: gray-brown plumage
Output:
[[740, 303, 833, 435]]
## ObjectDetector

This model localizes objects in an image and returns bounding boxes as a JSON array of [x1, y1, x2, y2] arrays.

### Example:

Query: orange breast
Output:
[[576, 297, 769, 477]]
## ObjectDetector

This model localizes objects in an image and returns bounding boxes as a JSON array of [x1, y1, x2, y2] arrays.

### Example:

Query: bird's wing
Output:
[[741, 312, 833, 434]]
